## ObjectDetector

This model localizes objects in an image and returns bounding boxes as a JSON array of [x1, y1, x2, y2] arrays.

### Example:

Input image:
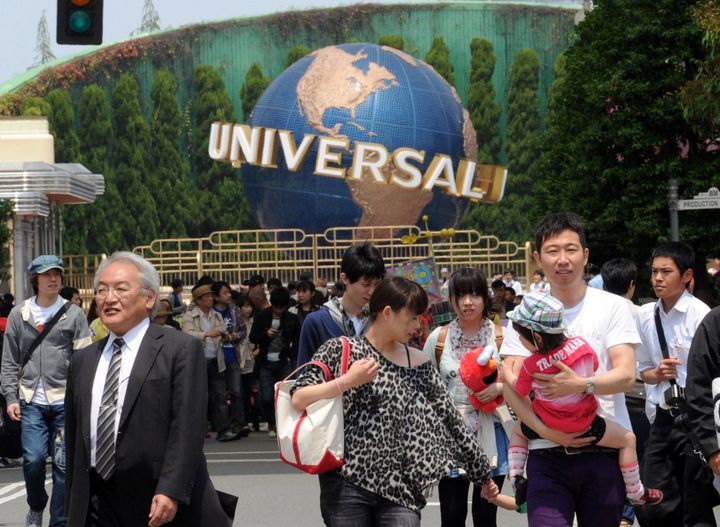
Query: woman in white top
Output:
[[423, 267, 510, 527]]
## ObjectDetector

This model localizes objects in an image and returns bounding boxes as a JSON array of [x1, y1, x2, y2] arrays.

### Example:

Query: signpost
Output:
[[677, 187, 720, 211], [669, 185, 720, 242]]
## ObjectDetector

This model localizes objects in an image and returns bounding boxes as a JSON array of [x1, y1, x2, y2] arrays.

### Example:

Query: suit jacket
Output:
[[64, 323, 231, 527]]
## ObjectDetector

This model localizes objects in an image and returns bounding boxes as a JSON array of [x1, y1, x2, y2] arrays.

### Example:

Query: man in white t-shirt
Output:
[[501, 213, 639, 527]]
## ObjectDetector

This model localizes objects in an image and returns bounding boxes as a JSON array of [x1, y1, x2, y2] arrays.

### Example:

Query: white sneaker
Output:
[[268, 429, 277, 438], [26, 509, 43, 527]]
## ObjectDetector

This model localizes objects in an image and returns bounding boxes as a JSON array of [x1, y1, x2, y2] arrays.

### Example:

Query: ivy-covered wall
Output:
[[2, 3, 575, 141]]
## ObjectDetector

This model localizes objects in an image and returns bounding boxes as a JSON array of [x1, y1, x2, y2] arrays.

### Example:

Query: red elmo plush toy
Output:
[[459, 346, 504, 413]]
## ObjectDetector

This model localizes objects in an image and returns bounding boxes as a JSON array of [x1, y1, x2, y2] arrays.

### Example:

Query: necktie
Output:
[[95, 337, 124, 480]]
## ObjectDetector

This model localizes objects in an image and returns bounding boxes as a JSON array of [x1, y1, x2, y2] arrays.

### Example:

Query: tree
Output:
[[425, 36, 455, 87], [32, 11, 55, 67], [378, 35, 404, 51], [76, 85, 127, 253], [240, 63, 270, 121], [465, 48, 541, 242], [20, 96, 51, 117], [111, 73, 160, 246], [0, 200, 13, 276], [533, 0, 716, 267], [191, 65, 254, 235], [45, 89, 86, 253], [285, 46, 311, 68], [149, 69, 197, 238], [134, 0, 161, 35], [467, 38, 502, 164]]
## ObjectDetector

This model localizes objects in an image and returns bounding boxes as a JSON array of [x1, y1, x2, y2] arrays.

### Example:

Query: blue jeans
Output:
[[258, 359, 291, 430], [319, 470, 421, 526], [20, 401, 66, 526]]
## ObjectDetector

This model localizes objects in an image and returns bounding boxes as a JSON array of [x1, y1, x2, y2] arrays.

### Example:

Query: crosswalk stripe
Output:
[[0, 478, 51, 505]]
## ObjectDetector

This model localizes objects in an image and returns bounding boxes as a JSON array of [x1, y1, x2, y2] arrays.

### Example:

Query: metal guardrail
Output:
[[62, 225, 533, 289]]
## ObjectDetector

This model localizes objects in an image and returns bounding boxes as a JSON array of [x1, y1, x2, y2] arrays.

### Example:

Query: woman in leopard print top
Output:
[[292, 277, 494, 526]]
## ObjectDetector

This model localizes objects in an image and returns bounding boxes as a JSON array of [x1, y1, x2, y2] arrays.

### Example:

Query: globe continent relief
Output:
[[244, 43, 477, 234]]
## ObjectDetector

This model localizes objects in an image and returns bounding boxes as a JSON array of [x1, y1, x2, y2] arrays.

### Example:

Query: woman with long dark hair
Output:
[[291, 276, 495, 526], [423, 267, 510, 527]]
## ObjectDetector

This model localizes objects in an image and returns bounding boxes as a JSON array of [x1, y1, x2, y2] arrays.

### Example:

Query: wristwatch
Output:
[[585, 378, 595, 395]]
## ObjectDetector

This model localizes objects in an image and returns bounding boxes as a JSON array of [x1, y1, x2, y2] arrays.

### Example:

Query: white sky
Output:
[[0, 0, 400, 84]]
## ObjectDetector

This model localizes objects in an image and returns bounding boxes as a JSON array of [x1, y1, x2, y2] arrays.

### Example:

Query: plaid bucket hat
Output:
[[507, 292, 566, 334]]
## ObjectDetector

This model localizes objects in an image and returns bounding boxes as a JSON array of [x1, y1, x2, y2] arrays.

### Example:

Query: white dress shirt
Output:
[[636, 290, 710, 420], [90, 317, 149, 467]]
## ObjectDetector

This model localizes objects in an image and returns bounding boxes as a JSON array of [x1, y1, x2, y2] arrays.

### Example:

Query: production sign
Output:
[[678, 187, 720, 211]]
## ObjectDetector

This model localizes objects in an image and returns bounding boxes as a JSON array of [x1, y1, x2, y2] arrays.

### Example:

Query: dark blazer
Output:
[[249, 308, 300, 365], [64, 323, 231, 527]]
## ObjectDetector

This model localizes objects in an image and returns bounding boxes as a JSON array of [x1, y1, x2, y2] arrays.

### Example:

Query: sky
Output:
[[0, 0, 582, 86], [0, 0, 400, 84]]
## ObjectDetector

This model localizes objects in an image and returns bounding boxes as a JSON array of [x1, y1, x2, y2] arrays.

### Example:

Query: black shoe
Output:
[[232, 424, 251, 438], [513, 476, 528, 507], [216, 430, 241, 442]]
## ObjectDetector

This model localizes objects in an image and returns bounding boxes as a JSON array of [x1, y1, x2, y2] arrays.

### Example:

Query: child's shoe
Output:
[[629, 488, 663, 506], [513, 475, 528, 507]]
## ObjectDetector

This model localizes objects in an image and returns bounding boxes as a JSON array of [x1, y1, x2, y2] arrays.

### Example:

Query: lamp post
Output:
[[669, 178, 679, 242]]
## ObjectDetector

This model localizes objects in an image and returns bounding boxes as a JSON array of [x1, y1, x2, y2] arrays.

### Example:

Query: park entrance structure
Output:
[[0, 117, 104, 299]]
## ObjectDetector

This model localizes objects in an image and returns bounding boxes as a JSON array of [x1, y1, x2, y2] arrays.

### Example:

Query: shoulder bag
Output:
[[18, 303, 70, 379], [274, 336, 351, 474]]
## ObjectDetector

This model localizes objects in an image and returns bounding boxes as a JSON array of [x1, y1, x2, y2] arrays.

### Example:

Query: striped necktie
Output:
[[95, 337, 124, 481]]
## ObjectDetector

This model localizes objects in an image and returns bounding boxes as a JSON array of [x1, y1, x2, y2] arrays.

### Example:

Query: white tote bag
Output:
[[274, 337, 350, 474]]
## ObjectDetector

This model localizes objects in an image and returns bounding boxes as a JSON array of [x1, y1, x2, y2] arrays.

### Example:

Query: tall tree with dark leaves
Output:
[[32, 10, 55, 67], [240, 63, 270, 121], [285, 46, 311, 68], [425, 36, 455, 87], [150, 69, 197, 238], [0, 200, 12, 275], [134, 0, 161, 35], [77, 85, 127, 253], [465, 48, 541, 243], [467, 38, 502, 164], [191, 65, 254, 235], [533, 0, 716, 267], [44, 89, 85, 254], [112, 73, 159, 246]]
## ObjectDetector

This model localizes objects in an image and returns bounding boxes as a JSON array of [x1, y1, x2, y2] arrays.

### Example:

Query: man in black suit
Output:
[[64, 252, 232, 526]]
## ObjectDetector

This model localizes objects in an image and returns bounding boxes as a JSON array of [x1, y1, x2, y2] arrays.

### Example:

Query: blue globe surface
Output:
[[244, 43, 474, 234]]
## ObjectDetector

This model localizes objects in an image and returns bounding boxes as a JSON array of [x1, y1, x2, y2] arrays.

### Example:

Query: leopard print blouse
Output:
[[292, 336, 492, 511]]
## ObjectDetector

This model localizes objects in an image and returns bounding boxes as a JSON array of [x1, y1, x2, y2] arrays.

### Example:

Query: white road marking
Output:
[[0, 478, 50, 505], [207, 458, 281, 463]]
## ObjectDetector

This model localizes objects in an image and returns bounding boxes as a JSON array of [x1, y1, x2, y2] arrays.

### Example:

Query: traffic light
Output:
[[57, 0, 103, 45]]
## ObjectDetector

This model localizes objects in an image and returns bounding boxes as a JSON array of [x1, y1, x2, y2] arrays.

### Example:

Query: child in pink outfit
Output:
[[500, 292, 662, 509]]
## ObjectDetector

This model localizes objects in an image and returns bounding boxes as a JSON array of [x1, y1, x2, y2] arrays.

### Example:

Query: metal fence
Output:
[[62, 225, 533, 291]]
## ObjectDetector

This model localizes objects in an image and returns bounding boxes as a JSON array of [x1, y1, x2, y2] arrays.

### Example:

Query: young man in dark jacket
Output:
[[296, 243, 385, 366], [249, 287, 299, 438]]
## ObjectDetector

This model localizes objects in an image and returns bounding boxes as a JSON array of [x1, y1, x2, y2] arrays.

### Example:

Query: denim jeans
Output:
[[319, 470, 421, 527], [20, 401, 66, 526], [258, 359, 291, 430], [224, 361, 245, 428]]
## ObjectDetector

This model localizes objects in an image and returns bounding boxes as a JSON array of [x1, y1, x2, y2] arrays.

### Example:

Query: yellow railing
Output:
[[62, 226, 533, 289]]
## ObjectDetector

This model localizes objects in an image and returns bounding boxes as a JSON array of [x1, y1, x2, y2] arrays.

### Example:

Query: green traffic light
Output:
[[68, 10, 92, 33]]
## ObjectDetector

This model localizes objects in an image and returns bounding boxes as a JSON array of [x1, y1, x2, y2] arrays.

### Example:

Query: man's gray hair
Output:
[[94, 251, 160, 317]]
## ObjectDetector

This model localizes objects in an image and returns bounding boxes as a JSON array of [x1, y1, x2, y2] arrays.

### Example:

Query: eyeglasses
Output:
[[95, 286, 143, 299]]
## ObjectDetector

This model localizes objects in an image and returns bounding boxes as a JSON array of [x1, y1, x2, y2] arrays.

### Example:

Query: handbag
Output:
[[274, 337, 351, 474]]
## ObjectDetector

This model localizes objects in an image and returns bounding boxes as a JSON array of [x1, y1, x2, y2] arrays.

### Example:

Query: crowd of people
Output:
[[1, 211, 720, 526]]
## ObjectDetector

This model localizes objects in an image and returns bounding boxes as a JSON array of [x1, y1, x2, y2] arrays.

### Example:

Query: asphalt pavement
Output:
[[0, 431, 534, 526]]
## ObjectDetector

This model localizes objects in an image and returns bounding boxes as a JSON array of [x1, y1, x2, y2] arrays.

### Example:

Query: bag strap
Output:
[[340, 336, 351, 375], [654, 305, 677, 387], [20, 302, 70, 370], [434, 325, 449, 367], [283, 360, 333, 383], [494, 324, 504, 352]]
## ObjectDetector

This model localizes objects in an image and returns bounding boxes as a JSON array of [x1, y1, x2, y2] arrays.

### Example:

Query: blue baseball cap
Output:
[[28, 255, 64, 275]]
